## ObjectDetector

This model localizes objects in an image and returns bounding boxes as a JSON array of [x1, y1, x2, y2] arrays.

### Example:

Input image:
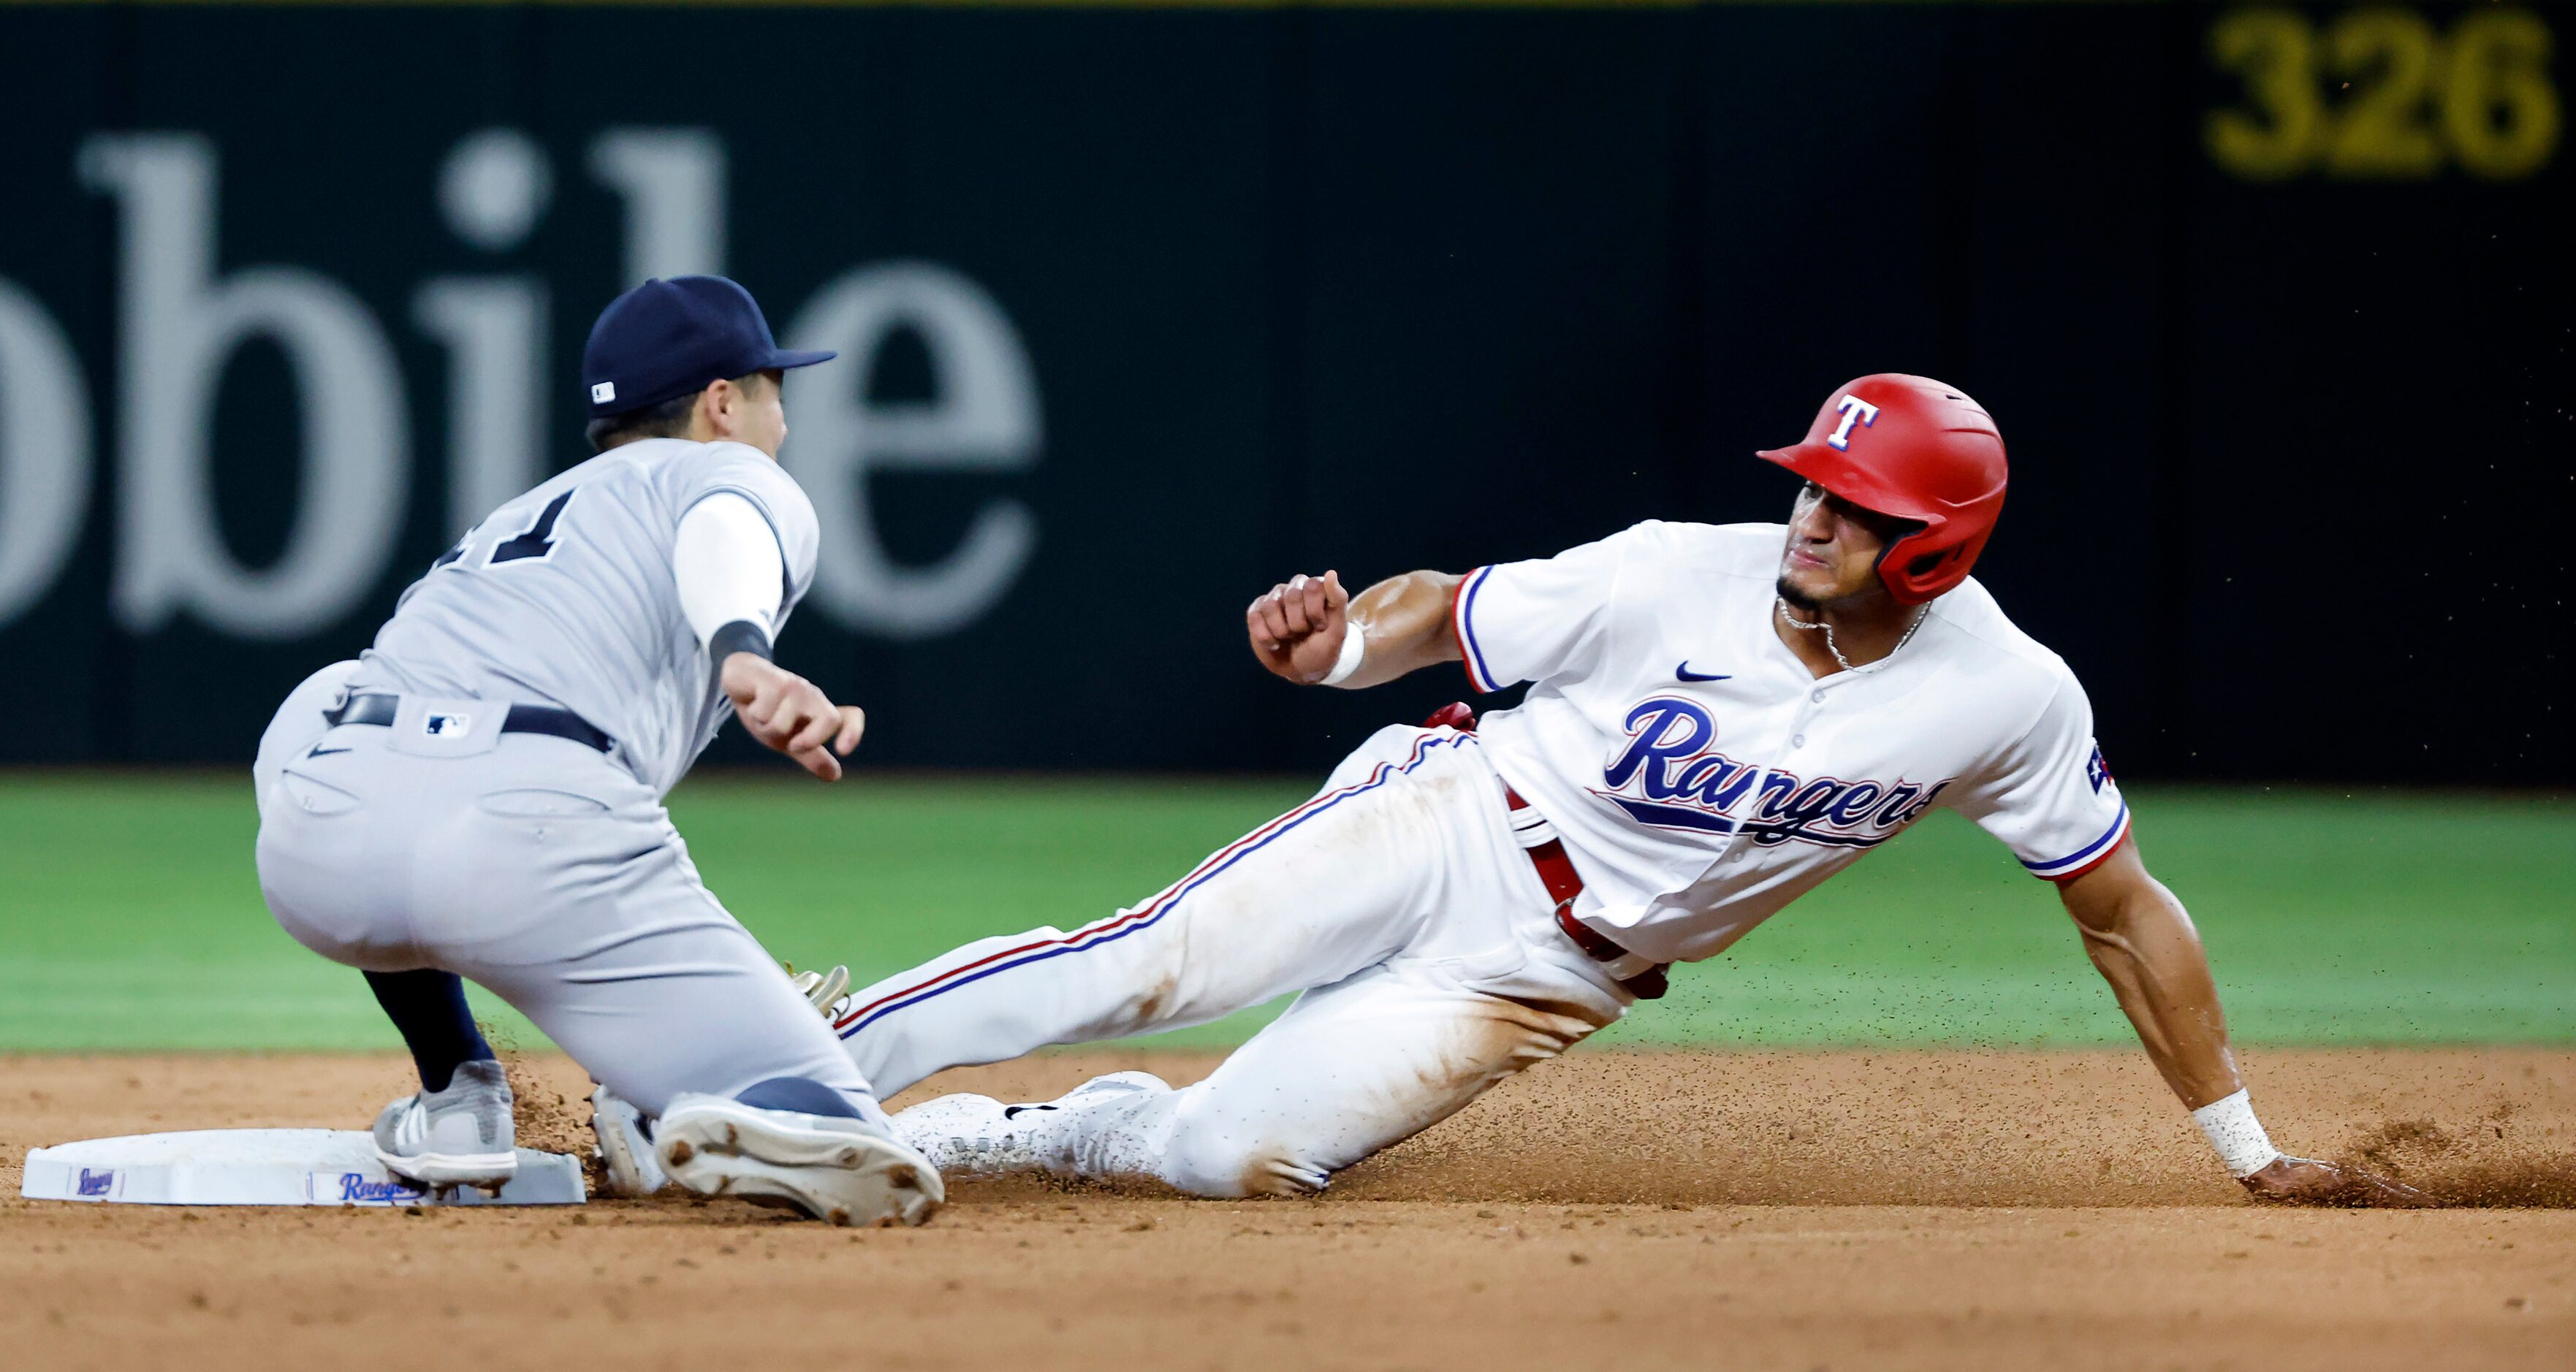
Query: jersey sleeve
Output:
[[1449, 524, 1644, 693], [673, 492, 790, 647], [1945, 672, 2131, 881], [667, 443, 821, 601]]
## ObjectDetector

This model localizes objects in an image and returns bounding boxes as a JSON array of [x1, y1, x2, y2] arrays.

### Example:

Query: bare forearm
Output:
[[1335, 571, 1464, 688], [2055, 839, 2427, 1203], [2061, 851, 2241, 1108]]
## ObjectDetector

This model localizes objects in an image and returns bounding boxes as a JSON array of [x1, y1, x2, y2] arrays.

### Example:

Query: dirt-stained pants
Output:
[[835, 725, 1633, 1196]]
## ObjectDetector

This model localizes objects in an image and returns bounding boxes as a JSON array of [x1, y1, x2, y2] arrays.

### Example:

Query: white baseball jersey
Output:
[[1457, 520, 2127, 965], [357, 438, 819, 796], [843, 720, 1634, 1196], [837, 518, 2129, 1197]]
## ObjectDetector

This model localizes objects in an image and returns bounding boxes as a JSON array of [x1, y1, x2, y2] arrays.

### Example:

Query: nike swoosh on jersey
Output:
[[1675, 663, 1731, 682], [305, 744, 353, 758]]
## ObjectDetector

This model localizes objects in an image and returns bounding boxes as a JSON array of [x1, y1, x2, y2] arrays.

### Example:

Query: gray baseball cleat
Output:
[[589, 1085, 670, 1198], [373, 1058, 517, 1191], [656, 1093, 944, 1227], [894, 1070, 1170, 1178]]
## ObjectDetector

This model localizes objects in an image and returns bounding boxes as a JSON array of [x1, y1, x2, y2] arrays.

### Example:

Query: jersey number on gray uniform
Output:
[[434, 489, 577, 573]]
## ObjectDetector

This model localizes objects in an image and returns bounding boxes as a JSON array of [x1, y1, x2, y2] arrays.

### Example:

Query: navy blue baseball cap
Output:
[[581, 275, 836, 418]]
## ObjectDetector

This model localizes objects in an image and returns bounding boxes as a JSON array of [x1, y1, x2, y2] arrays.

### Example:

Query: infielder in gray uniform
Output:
[[254, 275, 943, 1226]]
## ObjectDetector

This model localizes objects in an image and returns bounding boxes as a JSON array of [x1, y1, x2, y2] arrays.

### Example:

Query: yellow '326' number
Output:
[[2208, 7, 2560, 180]]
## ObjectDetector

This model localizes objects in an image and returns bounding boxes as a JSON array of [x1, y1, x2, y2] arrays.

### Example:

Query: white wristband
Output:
[[2191, 1089, 2283, 1178], [1320, 620, 1368, 687]]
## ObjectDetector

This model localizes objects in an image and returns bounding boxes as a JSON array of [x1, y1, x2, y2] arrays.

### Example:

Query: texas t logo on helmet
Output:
[[1825, 395, 1880, 450], [1757, 373, 2009, 605]]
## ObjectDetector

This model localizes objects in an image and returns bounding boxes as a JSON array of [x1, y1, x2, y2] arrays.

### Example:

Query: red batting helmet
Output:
[[1756, 373, 2008, 604]]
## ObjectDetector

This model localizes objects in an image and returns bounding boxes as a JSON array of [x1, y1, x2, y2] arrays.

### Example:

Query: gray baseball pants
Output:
[[252, 663, 873, 1117]]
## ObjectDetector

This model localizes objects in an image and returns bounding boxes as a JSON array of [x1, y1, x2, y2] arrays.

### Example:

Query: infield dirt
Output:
[[4, 1048, 2571, 1370]]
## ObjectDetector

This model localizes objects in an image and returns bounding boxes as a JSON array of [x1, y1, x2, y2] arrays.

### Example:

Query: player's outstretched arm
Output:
[[1246, 569, 1464, 689], [721, 653, 866, 782], [2056, 839, 2427, 1207], [672, 493, 865, 781]]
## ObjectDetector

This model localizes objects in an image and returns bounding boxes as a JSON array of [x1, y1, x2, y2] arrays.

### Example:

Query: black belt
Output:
[[325, 693, 614, 753]]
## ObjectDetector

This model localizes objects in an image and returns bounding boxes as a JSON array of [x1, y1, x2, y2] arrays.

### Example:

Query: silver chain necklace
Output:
[[1776, 598, 1929, 674]]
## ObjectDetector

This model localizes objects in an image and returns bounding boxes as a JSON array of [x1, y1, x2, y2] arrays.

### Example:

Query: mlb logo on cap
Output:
[[580, 275, 836, 419]]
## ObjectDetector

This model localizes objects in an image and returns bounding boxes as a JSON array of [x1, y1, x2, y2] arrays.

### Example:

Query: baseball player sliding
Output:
[[827, 374, 2420, 1205], [253, 276, 942, 1225]]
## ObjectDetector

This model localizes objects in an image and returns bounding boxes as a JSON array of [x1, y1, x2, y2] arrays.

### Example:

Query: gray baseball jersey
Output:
[[256, 438, 865, 1119], [355, 438, 820, 796]]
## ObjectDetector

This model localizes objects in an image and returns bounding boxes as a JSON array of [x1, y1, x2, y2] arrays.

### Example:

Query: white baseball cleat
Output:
[[589, 1085, 670, 1198], [890, 1094, 1026, 1175], [1032, 1069, 1173, 1113], [894, 1070, 1171, 1178], [373, 1058, 518, 1191], [655, 1094, 944, 1227]]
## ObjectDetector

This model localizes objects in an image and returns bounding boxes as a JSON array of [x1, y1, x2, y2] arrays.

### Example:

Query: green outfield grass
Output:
[[0, 771, 2566, 1052]]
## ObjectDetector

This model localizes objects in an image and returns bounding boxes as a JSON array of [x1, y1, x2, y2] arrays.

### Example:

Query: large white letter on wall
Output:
[[0, 279, 93, 628], [784, 262, 1041, 640], [588, 129, 726, 286], [420, 129, 555, 536], [80, 134, 409, 640], [415, 279, 548, 537]]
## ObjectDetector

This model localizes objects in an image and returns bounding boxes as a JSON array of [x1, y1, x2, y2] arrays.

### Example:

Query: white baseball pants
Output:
[[836, 725, 1634, 1196]]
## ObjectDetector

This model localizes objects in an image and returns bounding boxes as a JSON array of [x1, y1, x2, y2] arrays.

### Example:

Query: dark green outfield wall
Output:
[[0, 1, 2564, 781]]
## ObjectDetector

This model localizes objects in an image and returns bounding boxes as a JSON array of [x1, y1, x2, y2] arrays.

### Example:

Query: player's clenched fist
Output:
[[721, 653, 866, 781], [1247, 571, 1352, 685]]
